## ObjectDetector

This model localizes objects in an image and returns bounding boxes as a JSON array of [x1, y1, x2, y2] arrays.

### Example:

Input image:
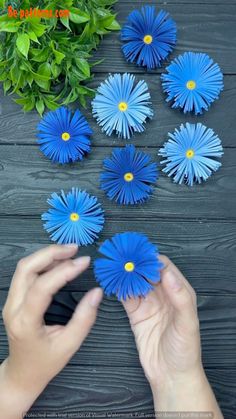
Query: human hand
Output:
[[122, 255, 223, 416], [0, 244, 103, 419]]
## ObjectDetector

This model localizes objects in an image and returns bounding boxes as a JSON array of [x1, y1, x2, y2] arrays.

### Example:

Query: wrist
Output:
[[150, 364, 223, 417], [150, 363, 205, 393], [150, 364, 210, 411], [0, 358, 44, 418]]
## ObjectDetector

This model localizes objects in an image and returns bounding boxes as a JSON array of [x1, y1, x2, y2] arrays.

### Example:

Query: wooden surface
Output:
[[0, 0, 236, 417]]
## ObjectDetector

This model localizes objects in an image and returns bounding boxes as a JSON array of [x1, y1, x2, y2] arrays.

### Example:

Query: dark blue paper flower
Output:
[[159, 123, 223, 186], [42, 188, 104, 245], [92, 73, 153, 139], [100, 144, 158, 205], [121, 6, 177, 69], [161, 52, 224, 114], [37, 107, 93, 164], [94, 232, 163, 300]]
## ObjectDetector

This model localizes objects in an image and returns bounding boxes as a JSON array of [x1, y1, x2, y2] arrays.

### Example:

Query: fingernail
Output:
[[166, 270, 182, 291], [64, 244, 78, 249], [72, 256, 91, 266], [88, 288, 103, 307]]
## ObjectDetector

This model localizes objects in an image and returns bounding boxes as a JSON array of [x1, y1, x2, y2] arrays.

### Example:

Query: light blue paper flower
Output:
[[161, 52, 224, 114], [159, 123, 223, 186], [42, 188, 104, 245], [92, 73, 153, 139]]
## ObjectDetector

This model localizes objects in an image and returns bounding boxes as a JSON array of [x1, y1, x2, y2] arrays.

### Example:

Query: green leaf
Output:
[[36, 99, 45, 116], [34, 78, 50, 90], [16, 33, 30, 58], [15, 96, 35, 112], [33, 63, 51, 89], [0, 71, 7, 82], [44, 97, 59, 111], [60, 17, 71, 30], [31, 48, 49, 63], [14, 98, 29, 105], [106, 19, 120, 30], [99, 15, 116, 28], [38, 62, 51, 78], [75, 58, 90, 77], [0, 21, 22, 32], [28, 30, 39, 43], [69, 8, 90, 24], [0, 0, 5, 7], [3, 80, 11, 94], [51, 62, 61, 78], [54, 50, 65, 65], [0, 14, 8, 22], [30, 22, 46, 37], [27, 73, 34, 86], [23, 100, 35, 112]]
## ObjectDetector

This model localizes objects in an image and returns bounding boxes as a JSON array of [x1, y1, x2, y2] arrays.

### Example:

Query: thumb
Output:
[[161, 266, 199, 334], [61, 287, 103, 353]]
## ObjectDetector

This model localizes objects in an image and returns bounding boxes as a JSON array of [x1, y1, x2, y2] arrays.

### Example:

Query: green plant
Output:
[[0, 0, 120, 114]]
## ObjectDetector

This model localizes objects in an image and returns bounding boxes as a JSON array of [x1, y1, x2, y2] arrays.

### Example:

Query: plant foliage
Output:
[[0, 0, 120, 114]]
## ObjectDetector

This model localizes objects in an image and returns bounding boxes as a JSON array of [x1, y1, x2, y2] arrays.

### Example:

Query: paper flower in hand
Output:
[[159, 123, 223, 186], [94, 232, 163, 300], [161, 52, 224, 114], [121, 6, 177, 69], [100, 144, 158, 205], [42, 188, 104, 245], [92, 73, 153, 139], [37, 107, 92, 164]]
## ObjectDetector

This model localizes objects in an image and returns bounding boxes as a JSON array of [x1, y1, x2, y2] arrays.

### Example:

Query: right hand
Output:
[[122, 255, 202, 389]]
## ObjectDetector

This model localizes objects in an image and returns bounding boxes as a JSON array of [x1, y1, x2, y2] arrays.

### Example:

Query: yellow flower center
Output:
[[61, 132, 71, 141], [124, 172, 134, 182], [124, 262, 135, 272], [70, 212, 80, 222], [186, 80, 196, 90], [186, 149, 195, 159], [143, 34, 153, 44], [118, 102, 128, 112]]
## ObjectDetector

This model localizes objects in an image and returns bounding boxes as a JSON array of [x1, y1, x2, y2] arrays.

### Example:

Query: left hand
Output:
[[0, 244, 103, 418]]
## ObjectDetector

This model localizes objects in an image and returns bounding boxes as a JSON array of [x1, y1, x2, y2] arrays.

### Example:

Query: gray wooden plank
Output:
[[0, 218, 235, 294], [0, 145, 234, 219], [0, 291, 236, 368], [28, 366, 236, 419], [0, 74, 235, 147], [119, 0, 236, 4], [92, 3, 236, 74]]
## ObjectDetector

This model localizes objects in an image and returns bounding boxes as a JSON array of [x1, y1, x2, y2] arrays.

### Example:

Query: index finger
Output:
[[7, 244, 79, 310], [15, 244, 79, 277]]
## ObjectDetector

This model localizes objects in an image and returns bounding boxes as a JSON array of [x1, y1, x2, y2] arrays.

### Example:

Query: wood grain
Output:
[[0, 146, 235, 219], [0, 217, 235, 294], [0, 74, 236, 147], [0, 291, 235, 368], [0, 0, 235, 414], [92, 3, 236, 74], [28, 365, 236, 419]]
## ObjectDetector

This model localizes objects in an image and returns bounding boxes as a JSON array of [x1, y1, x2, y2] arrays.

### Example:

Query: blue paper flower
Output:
[[100, 144, 158, 205], [121, 6, 177, 70], [159, 123, 223, 186], [94, 232, 163, 300], [161, 52, 224, 114], [37, 107, 93, 164], [91, 73, 153, 139], [42, 188, 104, 245]]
